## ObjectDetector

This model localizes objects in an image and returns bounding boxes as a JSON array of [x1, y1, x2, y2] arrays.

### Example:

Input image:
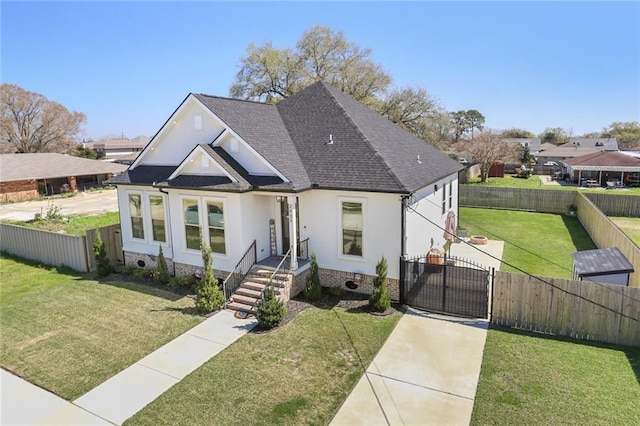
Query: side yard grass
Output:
[[610, 216, 640, 246], [126, 306, 401, 426], [0, 253, 203, 400], [464, 174, 640, 195], [459, 207, 596, 278], [472, 327, 640, 425], [1, 211, 119, 236]]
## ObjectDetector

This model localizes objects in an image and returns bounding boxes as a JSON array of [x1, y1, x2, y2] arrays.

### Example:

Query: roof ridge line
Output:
[[322, 83, 408, 193], [194, 92, 273, 107]]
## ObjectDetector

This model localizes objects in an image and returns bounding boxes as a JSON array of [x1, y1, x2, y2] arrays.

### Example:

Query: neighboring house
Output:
[[109, 82, 462, 307], [85, 136, 149, 159], [0, 153, 128, 202], [561, 151, 640, 187], [537, 138, 619, 164], [503, 138, 541, 154]]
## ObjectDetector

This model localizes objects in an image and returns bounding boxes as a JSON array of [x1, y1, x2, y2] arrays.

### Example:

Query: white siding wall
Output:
[[405, 173, 459, 257], [141, 101, 224, 166], [299, 190, 401, 279]]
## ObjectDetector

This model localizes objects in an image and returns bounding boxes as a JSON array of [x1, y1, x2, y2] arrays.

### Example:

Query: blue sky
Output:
[[2, 1, 639, 141]]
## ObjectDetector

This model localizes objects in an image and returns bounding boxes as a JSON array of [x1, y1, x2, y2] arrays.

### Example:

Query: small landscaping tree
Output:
[[93, 232, 113, 277], [196, 239, 225, 313], [304, 252, 322, 301], [369, 256, 391, 312], [155, 245, 170, 285], [256, 284, 287, 329]]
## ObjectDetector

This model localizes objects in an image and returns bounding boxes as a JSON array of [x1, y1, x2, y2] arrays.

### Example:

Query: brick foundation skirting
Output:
[[123, 251, 228, 280], [318, 268, 399, 301]]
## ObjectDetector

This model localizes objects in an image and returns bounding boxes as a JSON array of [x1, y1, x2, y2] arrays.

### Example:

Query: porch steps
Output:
[[226, 265, 292, 315]]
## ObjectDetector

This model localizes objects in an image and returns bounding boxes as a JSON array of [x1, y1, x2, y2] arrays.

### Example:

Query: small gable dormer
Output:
[[214, 132, 279, 177], [168, 145, 237, 182]]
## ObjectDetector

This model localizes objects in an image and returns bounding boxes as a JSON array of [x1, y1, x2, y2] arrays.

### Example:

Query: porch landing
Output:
[[256, 256, 310, 273]]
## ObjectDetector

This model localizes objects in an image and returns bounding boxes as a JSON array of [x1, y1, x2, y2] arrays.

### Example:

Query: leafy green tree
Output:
[[601, 121, 640, 149], [466, 109, 485, 140], [539, 127, 569, 145], [520, 146, 534, 165], [93, 232, 114, 278], [1, 84, 86, 153], [196, 238, 225, 313], [75, 146, 97, 159], [256, 285, 287, 329], [230, 26, 441, 145], [501, 128, 535, 138], [304, 252, 322, 301], [369, 256, 391, 312], [155, 245, 170, 285]]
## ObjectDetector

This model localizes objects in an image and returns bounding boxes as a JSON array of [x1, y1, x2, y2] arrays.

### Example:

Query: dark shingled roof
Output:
[[279, 82, 462, 192], [0, 153, 127, 182], [572, 247, 634, 277], [120, 82, 462, 193]]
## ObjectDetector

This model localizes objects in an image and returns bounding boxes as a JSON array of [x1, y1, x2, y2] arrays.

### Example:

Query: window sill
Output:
[[337, 254, 368, 263]]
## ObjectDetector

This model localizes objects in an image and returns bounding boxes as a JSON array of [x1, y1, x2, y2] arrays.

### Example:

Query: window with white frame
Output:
[[441, 184, 446, 214], [342, 201, 363, 256], [149, 195, 166, 243], [448, 181, 453, 210], [207, 201, 226, 254], [183, 199, 200, 250], [129, 194, 144, 239]]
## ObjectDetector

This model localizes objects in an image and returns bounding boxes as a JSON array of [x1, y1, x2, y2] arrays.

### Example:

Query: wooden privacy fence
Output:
[[492, 271, 640, 347], [459, 186, 575, 213], [0, 223, 122, 272], [576, 193, 640, 287], [460, 186, 640, 217]]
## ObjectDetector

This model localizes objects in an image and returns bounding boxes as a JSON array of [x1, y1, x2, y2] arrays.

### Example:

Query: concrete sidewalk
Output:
[[2, 309, 257, 425], [331, 308, 489, 426]]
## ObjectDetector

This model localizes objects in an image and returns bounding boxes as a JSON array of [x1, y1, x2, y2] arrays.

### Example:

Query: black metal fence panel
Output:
[[401, 255, 490, 319]]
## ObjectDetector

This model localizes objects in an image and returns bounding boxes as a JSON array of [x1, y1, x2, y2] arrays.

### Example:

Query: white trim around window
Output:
[[179, 194, 229, 257], [125, 190, 170, 247], [337, 196, 367, 261]]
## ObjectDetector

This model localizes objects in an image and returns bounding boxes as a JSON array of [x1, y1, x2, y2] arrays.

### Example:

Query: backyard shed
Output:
[[571, 247, 634, 286]]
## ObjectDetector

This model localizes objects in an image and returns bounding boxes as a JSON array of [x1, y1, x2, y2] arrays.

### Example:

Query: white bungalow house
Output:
[[110, 82, 463, 312]]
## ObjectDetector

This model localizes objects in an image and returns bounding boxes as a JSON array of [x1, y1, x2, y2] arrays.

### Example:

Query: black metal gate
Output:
[[400, 254, 492, 319]]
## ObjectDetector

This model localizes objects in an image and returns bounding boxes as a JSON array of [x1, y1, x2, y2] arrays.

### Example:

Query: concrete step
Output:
[[236, 288, 262, 298], [250, 269, 290, 280], [248, 276, 288, 287], [226, 301, 256, 314], [241, 281, 282, 294], [230, 294, 259, 306]]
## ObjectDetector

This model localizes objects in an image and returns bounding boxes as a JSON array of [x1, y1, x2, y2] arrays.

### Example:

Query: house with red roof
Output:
[[561, 151, 640, 187]]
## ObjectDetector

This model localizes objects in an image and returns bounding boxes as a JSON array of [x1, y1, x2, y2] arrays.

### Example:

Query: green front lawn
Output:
[[472, 328, 640, 425], [460, 207, 596, 278], [2, 211, 120, 236], [126, 306, 401, 426], [0, 253, 203, 400]]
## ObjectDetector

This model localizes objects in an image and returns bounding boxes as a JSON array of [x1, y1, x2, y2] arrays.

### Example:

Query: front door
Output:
[[280, 198, 299, 255]]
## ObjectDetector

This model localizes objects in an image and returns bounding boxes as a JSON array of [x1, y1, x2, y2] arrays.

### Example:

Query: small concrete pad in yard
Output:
[[74, 363, 179, 425], [1, 369, 110, 426], [331, 308, 488, 426], [138, 334, 226, 379]]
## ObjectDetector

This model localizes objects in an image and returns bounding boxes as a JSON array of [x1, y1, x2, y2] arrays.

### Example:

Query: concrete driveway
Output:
[[0, 189, 119, 221]]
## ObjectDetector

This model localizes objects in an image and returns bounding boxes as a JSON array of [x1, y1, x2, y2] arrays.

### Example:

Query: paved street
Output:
[[0, 189, 119, 221]]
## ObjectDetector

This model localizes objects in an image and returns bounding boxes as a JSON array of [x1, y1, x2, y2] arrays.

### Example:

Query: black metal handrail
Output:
[[259, 249, 290, 303], [297, 238, 310, 260], [223, 240, 257, 303]]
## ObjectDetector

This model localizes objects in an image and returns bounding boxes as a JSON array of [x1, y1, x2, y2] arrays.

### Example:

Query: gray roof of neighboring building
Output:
[[503, 138, 542, 152], [0, 153, 128, 182], [122, 82, 462, 194], [572, 247, 634, 277]]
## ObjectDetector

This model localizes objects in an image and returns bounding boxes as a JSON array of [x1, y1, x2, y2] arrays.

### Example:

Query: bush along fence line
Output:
[[0, 223, 122, 272], [492, 271, 640, 348], [460, 186, 640, 288]]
